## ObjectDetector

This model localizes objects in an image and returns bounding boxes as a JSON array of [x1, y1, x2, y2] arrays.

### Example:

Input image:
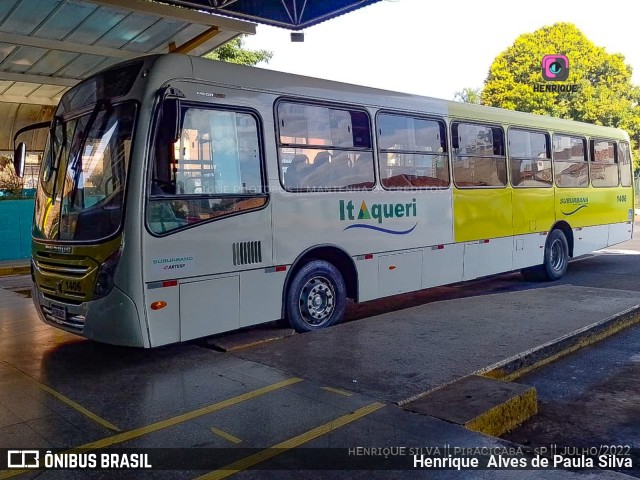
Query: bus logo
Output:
[[339, 199, 418, 235], [560, 196, 588, 216], [542, 55, 569, 81]]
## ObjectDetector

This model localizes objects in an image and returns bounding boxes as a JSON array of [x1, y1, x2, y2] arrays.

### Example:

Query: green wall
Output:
[[0, 199, 34, 261]]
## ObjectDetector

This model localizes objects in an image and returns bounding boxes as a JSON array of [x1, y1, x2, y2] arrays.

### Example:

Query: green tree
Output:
[[205, 36, 272, 66], [0, 155, 23, 197], [482, 23, 640, 168], [454, 87, 482, 104]]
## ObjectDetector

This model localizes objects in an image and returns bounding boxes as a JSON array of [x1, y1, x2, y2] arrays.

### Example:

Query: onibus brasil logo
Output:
[[339, 199, 417, 235]]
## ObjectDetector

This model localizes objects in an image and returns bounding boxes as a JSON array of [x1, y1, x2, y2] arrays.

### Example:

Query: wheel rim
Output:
[[298, 275, 335, 327], [550, 238, 565, 271]]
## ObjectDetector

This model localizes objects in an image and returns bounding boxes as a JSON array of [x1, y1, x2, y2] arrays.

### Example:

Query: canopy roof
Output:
[[1, 0, 382, 153], [161, 0, 382, 30], [0, 0, 256, 152]]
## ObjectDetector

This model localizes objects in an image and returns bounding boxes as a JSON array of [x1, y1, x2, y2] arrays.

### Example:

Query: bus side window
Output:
[[553, 134, 588, 188], [147, 106, 266, 235], [452, 122, 506, 188], [508, 129, 552, 188], [590, 139, 618, 188], [377, 113, 449, 189], [276, 101, 374, 191], [619, 141, 633, 187]]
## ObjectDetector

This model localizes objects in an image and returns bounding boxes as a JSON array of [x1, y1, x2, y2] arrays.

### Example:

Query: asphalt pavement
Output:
[[505, 300, 640, 478]]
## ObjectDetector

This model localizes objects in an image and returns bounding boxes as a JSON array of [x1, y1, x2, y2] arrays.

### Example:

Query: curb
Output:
[[403, 375, 538, 437], [0, 265, 30, 277], [403, 303, 640, 438], [480, 303, 640, 382], [397, 305, 640, 407], [465, 384, 537, 437]]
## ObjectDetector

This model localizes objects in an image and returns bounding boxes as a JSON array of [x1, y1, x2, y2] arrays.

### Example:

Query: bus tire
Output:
[[542, 229, 569, 280], [286, 260, 346, 332]]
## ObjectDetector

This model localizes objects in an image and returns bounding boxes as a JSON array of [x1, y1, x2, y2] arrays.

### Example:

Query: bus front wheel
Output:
[[286, 260, 346, 332]]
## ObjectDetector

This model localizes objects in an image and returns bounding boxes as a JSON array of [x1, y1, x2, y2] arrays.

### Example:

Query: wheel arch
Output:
[[550, 221, 574, 258], [281, 244, 359, 319]]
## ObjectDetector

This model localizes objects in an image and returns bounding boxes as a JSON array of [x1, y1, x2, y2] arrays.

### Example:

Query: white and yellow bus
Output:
[[15, 54, 634, 347]]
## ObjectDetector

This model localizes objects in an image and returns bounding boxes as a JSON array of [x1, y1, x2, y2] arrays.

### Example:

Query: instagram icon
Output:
[[542, 55, 569, 81]]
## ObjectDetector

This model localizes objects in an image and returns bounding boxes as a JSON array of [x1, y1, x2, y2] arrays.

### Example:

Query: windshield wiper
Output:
[[64, 100, 114, 208], [50, 115, 66, 206]]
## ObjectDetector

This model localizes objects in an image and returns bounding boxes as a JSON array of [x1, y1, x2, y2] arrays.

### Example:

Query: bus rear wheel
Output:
[[543, 229, 569, 280], [521, 229, 569, 281], [286, 260, 346, 332]]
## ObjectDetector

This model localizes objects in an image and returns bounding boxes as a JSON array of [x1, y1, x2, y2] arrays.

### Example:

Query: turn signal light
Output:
[[150, 301, 167, 310]]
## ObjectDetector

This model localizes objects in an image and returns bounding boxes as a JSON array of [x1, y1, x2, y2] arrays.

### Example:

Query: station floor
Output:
[[1, 237, 640, 479]]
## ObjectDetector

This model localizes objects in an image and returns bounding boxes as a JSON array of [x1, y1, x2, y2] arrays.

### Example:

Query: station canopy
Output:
[[0, 0, 381, 155], [162, 0, 382, 30], [0, 0, 256, 154]]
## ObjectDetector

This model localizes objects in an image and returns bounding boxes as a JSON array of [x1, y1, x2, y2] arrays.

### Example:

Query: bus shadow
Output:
[[35, 338, 216, 390], [346, 250, 640, 323], [344, 271, 539, 323]]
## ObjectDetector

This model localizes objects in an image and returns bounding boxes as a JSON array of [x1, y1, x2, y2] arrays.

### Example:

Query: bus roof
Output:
[[157, 53, 629, 141]]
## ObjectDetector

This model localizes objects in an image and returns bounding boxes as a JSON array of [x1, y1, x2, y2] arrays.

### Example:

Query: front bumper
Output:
[[33, 285, 146, 347]]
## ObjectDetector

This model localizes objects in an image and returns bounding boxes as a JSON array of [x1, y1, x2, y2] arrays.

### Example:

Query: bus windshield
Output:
[[34, 101, 137, 242]]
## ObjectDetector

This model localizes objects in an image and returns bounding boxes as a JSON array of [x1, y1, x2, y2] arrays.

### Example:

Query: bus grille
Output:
[[33, 252, 97, 303], [41, 305, 85, 333], [35, 260, 90, 278], [232, 241, 262, 266]]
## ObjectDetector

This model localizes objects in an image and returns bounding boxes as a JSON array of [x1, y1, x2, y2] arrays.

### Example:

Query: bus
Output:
[[14, 53, 634, 348]]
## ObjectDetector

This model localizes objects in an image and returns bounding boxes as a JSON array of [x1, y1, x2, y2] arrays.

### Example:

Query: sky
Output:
[[242, 0, 640, 101]]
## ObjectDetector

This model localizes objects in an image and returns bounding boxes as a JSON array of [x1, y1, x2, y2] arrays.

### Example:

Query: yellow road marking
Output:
[[2, 361, 120, 432], [76, 377, 302, 450], [30, 379, 122, 431], [0, 377, 302, 480], [211, 427, 242, 444], [321, 386, 353, 397], [195, 402, 386, 480]]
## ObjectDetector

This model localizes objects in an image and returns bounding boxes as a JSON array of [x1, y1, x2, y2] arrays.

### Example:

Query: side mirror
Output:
[[162, 98, 181, 143], [14, 142, 26, 178]]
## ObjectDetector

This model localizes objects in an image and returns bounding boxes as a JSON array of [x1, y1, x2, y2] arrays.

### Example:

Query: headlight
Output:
[[94, 250, 121, 299]]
